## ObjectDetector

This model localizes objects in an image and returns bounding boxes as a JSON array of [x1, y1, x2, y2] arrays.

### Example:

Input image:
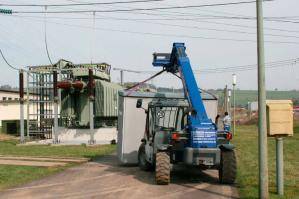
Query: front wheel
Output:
[[155, 151, 170, 185], [138, 143, 152, 171], [219, 150, 237, 184]]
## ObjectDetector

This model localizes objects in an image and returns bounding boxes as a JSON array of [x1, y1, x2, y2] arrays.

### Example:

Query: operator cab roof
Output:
[[148, 98, 189, 107]]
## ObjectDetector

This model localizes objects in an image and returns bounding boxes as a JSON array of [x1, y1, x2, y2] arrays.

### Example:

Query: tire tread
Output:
[[155, 152, 170, 185], [219, 150, 237, 184]]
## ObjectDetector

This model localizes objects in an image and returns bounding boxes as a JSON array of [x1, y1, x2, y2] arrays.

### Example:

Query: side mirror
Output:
[[136, 99, 143, 108]]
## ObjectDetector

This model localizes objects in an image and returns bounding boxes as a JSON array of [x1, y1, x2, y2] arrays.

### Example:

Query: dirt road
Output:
[[0, 155, 239, 199]]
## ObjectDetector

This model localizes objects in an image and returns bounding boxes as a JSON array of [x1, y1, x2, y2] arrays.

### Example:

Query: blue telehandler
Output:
[[136, 43, 236, 185]]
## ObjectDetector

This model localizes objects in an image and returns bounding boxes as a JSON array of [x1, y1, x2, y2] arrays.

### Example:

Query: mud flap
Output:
[[219, 144, 235, 151]]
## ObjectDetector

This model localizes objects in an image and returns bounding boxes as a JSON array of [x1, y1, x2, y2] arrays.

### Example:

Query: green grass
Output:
[[0, 140, 116, 190], [233, 125, 299, 199], [0, 165, 65, 190], [0, 139, 116, 158]]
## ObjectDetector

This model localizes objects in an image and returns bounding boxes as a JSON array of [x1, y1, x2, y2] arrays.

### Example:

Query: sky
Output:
[[0, 0, 299, 90]]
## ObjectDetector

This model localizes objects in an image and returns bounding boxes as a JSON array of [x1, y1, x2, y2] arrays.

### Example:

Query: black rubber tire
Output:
[[138, 143, 152, 171], [155, 151, 170, 185], [219, 150, 237, 184]]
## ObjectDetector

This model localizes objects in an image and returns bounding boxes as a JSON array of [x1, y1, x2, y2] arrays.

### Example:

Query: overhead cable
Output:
[[113, 58, 299, 74], [12, 1, 274, 14], [7, 15, 299, 45], [0, 0, 169, 7], [44, 6, 54, 65], [11, 14, 299, 39], [0, 49, 19, 70], [199, 58, 299, 72]]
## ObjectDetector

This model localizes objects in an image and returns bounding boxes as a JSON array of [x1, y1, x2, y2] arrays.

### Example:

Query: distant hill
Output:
[[123, 83, 299, 107], [211, 90, 299, 107]]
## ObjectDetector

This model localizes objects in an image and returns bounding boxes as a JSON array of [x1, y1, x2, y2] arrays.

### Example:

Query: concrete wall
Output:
[[56, 127, 117, 145]]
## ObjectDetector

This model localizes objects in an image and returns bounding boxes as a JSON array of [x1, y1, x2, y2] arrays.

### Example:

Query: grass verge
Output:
[[0, 139, 116, 158], [233, 124, 298, 199], [0, 139, 116, 190]]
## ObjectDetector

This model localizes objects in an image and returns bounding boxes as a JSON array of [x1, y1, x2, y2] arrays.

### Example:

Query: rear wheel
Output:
[[155, 151, 170, 185], [138, 143, 152, 171], [219, 150, 237, 184]]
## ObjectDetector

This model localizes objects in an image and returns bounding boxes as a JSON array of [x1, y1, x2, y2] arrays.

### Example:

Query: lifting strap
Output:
[[125, 69, 165, 95]]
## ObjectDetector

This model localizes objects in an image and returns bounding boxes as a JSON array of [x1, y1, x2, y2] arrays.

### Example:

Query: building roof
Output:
[[0, 89, 36, 95], [0, 89, 19, 94]]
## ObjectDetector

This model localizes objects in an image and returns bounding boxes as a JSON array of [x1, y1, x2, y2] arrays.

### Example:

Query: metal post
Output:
[[256, 0, 269, 198], [228, 89, 231, 115], [89, 101, 94, 143], [276, 137, 284, 195], [53, 104, 58, 142], [19, 70, 25, 143], [232, 74, 237, 135], [224, 85, 228, 113], [248, 102, 252, 120], [53, 70, 59, 144], [120, 70, 124, 86], [26, 71, 30, 138], [232, 73, 236, 136], [88, 69, 95, 145], [58, 70, 62, 108], [233, 85, 235, 135]]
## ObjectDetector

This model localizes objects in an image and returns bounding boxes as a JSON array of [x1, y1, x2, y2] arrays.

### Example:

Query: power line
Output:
[[187, 19, 299, 34], [146, 1, 299, 23], [198, 59, 299, 74], [8, 15, 299, 45], [199, 58, 298, 72], [113, 58, 299, 74], [12, 0, 274, 14], [10, 4, 299, 33], [0, 49, 19, 70], [12, 0, 298, 27], [12, 14, 299, 39], [142, 1, 299, 31], [0, 0, 168, 7], [44, 6, 54, 65]]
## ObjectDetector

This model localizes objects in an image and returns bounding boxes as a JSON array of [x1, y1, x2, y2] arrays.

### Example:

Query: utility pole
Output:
[[256, 0, 269, 198]]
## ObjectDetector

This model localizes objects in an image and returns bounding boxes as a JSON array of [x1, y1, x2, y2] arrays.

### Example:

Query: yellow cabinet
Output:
[[266, 100, 293, 137]]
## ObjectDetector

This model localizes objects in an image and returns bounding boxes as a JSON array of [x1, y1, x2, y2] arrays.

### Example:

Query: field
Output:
[[213, 90, 299, 107], [233, 124, 299, 199], [0, 139, 116, 190]]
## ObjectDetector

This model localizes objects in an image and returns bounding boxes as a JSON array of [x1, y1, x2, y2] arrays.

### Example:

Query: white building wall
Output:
[[0, 90, 51, 126], [0, 102, 37, 126], [0, 92, 20, 101]]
